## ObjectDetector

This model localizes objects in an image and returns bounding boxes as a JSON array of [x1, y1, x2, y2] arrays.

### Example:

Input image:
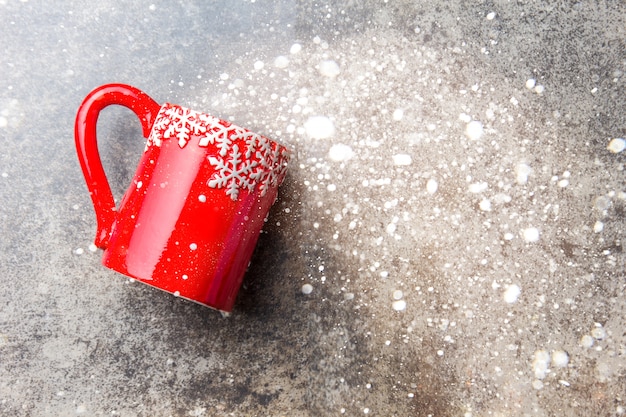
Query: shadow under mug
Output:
[[75, 83, 290, 312]]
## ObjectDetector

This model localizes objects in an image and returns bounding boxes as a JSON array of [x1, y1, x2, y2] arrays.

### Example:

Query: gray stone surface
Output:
[[0, 1, 625, 416]]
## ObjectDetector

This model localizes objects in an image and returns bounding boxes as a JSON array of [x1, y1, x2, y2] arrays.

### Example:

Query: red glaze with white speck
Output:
[[75, 84, 290, 312]]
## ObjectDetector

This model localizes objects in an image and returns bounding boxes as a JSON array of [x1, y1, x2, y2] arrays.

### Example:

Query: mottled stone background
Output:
[[0, 1, 624, 416]]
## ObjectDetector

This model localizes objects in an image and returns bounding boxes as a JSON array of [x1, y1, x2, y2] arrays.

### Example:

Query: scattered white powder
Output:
[[551, 350, 569, 368], [253, 60, 265, 71], [479, 198, 492, 211], [198, 194, 207, 203], [189, 243, 198, 250], [304, 116, 335, 139], [426, 178, 438, 194], [392, 108, 404, 121], [319, 60, 340, 78], [274, 55, 289, 69], [392, 154, 412, 166], [522, 227, 540, 243], [532, 349, 551, 379], [392, 290, 403, 300], [580, 334, 594, 348], [392, 300, 407, 311], [465, 120, 484, 140], [593, 221, 604, 233], [301, 283, 313, 295], [290, 43, 302, 54], [607, 138, 625, 153], [468, 182, 488, 193], [328, 143, 354, 161], [515, 163, 532, 185], [591, 325, 606, 340], [525, 78, 536, 89], [486, 12, 496, 20], [503, 284, 521, 303]]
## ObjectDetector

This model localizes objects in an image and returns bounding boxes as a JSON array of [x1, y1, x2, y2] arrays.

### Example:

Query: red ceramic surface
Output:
[[75, 84, 290, 312]]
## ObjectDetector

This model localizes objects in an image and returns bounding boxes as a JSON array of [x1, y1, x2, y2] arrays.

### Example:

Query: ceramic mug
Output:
[[75, 84, 290, 312]]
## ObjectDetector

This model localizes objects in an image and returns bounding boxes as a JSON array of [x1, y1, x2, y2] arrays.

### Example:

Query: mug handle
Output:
[[74, 84, 161, 249]]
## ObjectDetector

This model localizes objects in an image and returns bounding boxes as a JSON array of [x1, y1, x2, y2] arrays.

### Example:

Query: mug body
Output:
[[102, 103, 289, 312]]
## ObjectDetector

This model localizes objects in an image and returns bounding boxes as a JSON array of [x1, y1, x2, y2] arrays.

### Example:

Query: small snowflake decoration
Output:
[[147, 103, 290, 201], [208, 144, 258, 200], [148, 104, 215, 148]]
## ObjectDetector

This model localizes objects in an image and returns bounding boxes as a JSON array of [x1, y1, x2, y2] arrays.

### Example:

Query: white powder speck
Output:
[[479, 198, 492, 211], [427, 178, 438, 194], [534, 84, 545, 94], [189, 243, 198, 250], [580, 334, 594, 348], [392, 154, 412, 166], [522, 227, 540, 242], [88, 243, 98, 252], [173, 291, 180, 297], [532, 379, 544, 390], [74, 248, 84, 255], [552, 350, 569, 368], [392, 108, 404, 120], [469, 182, 488, 193], [363, 408, 370, 414], [328, 143, 354, 161], [0, 116, 7, 128], [515, 163, 532, 184], [392, 300, 406, 311], [591, 325, 606, 340], [327, 184, 337, 192], [559, 380, 571, 387], [465, 120, 484, 140], [182, 274, 189, 280], [393, 290, 403, 300], [290, 43, 302, 54], [319, 60, 340, 78], [1, 172, 7, 178], [503, 284, 521, 303], [593, 221, 604, 233], [386, 223, 397, 235], [274, 55, 289, 69], [437, 349, 444, 356], [148, 4, 156, 11], [136, 181, 143, 189], [486, 12, 496, 20], [532, 350, 550, 379], [253, 60, 265, 70], [198, 194, 206, 203], [301, 283, 313, 294], [304, 116, 335, 139], [557, 179, 569, 188], [504, 232, 514, 240], [525, 78, 536, 89], [608, 138, 625, 153]]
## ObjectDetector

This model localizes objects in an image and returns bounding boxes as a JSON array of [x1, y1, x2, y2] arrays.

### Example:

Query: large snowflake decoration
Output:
[[207, 144, 258, 201]]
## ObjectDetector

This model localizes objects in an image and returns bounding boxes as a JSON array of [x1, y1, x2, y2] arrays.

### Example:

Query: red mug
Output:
[[75, 84, 290, 312]]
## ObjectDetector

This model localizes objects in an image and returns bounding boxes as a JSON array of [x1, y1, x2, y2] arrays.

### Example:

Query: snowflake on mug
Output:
[[208, 144, 258, 200], [253, 144, 289, 196], [200, 119, 235, 156], [148, 104, 211, 148], [147, 103, 290, 201]]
